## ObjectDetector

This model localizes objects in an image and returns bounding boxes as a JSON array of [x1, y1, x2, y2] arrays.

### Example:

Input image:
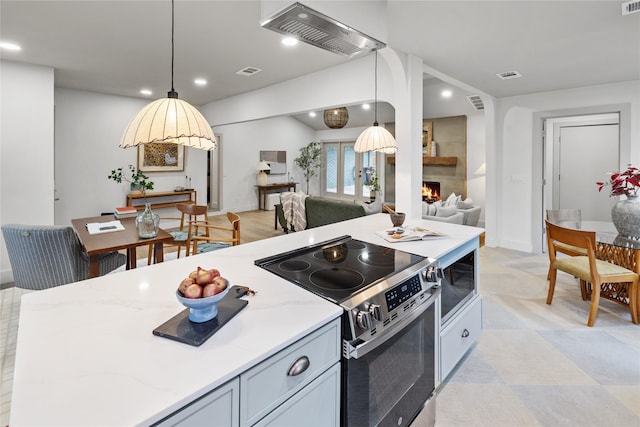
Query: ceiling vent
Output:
[[260, 2, 386, 58], [496, 70, 522, 80], [467, 95, 485, 111], [236, 67, 262, 77], [622, 0, 640, 15]]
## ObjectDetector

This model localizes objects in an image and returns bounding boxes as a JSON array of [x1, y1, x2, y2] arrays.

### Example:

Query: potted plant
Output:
[[596, 164, 640, 238], [108, 165, 154, 194], [367, 172, 380, 201], [294, 141, 322, 195], [108, 165, 158, 238]]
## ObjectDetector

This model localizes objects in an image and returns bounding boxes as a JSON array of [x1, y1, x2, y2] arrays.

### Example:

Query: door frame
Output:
[[532, 103, 632, 253]]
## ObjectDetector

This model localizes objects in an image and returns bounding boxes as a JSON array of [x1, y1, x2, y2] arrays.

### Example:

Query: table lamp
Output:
[[257, 161, 271, 186]]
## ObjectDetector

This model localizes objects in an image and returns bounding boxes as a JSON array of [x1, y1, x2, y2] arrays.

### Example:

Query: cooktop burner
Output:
[[255, 235, 426, 304]]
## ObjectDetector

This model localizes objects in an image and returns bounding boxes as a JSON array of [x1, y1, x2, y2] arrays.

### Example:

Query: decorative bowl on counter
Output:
[[176, 287, 229, 323]]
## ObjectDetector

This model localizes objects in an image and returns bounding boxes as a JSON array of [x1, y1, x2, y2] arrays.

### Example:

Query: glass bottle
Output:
[[136, 203, 160, 238]]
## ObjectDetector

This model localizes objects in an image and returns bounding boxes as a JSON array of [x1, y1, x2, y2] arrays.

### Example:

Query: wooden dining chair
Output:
[[545, 220, 639, 326], [188, 212, 241, 255], [147, 203, 209, 264], [545, 209, 587, 279]]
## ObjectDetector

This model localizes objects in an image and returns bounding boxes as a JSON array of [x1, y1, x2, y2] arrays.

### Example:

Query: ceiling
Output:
[[1, 1, 638, 113]]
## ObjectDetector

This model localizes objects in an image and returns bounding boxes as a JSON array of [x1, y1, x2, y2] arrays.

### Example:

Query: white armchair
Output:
[[421, 194, 481, 227]]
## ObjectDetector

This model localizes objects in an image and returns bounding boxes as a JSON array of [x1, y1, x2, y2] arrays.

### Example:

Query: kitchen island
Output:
[[10, 213, 483, 426]]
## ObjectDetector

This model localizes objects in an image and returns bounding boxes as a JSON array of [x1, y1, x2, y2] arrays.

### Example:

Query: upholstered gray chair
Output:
[[2, 224, 126, 290]]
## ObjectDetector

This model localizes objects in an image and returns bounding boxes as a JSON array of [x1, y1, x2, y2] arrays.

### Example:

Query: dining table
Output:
[[71, 215, 173, 278]]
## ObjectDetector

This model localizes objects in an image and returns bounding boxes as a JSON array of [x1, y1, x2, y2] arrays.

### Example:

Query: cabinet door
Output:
[[153, 378, 239, 427], [254, 363, 340, 427], [240, 319, 340, 426], [440, 296, 482, 380]]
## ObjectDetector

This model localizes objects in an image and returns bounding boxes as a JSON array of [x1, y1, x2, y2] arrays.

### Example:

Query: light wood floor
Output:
[[137, 209, 284, 260]]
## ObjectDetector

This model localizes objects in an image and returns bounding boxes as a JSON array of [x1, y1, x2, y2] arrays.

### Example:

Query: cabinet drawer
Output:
[[440, 296, 482, 380], [240, 318, 340, 426], [254, 363, 340, 427]]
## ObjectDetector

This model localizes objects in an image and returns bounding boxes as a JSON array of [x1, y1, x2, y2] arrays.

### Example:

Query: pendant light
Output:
[[119, 0, 216, 150], [354, 50, 397, 154]]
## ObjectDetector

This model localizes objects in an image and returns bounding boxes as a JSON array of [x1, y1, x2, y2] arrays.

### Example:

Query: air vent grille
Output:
[[236, 67, 262, 77], [496, 70, 522, 80], [622, 0, 640, 15], [467, 95, 485, 111], [280, 20, 329, 42]]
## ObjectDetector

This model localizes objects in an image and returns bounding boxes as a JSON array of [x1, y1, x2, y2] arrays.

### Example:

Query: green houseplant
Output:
[[108, 165, 158, 238], [367, 172, 380, 200], [294, 141, 322, 195], [108, 165, 154, 193]]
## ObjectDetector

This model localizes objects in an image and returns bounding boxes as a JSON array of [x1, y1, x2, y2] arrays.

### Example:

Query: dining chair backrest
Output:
[[1, 224, 126, 290], [546, 209, 582, 229], [544, 219, 639, 326]]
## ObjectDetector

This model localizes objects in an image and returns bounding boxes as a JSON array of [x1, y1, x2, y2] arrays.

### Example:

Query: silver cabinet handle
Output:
[[287, 356, 310, 376], [461, 329, 470, 338]]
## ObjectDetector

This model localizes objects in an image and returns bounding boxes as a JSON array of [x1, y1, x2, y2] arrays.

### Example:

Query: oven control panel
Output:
[[346, 263, 442, 342]]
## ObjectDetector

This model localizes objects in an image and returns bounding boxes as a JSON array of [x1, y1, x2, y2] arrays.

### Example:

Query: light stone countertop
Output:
[[9, 213, 482, 426]]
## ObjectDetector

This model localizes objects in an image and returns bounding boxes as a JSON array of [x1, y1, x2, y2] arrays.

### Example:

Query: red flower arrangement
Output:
[[596, 164, 640, 197]]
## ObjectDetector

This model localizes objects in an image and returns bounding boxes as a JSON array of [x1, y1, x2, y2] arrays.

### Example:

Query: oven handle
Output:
[[343, 287, 440, 359]]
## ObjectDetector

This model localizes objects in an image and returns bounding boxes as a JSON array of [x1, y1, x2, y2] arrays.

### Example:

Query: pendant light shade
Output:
[[119, 0, 216, 151], [120, 94, 216, 150], [323, 107, 349, 129], [354, 123, 397, 154], [354, 50, 397, 154]]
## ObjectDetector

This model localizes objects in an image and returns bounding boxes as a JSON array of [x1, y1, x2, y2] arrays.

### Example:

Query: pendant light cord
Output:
[[168, 0, 177, 98], [373, 50, 379, 126]]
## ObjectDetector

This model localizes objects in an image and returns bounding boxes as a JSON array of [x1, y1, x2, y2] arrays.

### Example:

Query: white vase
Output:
[[611, 195, 640, 239]]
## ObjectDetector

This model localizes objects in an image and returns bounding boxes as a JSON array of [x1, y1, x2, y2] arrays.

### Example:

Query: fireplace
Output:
[[422, 181, 440, 203]]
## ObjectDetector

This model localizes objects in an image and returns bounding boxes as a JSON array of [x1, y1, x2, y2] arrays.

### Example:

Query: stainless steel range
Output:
[[255, 235, 442, 427]]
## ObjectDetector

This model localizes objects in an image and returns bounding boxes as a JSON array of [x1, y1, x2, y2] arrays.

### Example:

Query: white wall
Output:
[[1, 61, 55, 283], [53, 88, 209, 225], [493, 80, 640, 252], [214, 116, 316, 211]]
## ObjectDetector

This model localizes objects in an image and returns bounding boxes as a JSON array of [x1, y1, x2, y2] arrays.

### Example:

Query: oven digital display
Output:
[[385, 274, 423, 311]]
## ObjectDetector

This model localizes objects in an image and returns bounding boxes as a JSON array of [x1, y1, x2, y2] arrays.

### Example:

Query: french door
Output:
[[322, 142, 378, 200]]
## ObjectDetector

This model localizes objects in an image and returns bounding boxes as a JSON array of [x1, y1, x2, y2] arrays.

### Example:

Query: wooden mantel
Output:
[[387, 155, 457, 166]]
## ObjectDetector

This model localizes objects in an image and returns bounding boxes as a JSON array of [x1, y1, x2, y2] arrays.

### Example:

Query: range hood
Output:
[[260, 2, 386, 58]]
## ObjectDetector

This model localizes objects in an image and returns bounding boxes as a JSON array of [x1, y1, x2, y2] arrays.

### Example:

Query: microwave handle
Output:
[[343, 288, 440, 359]]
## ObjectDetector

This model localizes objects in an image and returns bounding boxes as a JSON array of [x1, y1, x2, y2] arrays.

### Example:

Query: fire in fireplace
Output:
[[422, 181, 440, 203]]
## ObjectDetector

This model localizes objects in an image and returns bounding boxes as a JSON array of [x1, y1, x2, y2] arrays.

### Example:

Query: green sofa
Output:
[[276, 196, 367, 232]]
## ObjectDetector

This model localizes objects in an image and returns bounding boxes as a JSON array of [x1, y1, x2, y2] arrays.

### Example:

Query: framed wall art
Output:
[[137, 143, 185, 172]]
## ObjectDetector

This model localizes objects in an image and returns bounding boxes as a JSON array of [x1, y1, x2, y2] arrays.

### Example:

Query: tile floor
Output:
[[2, 247, 640, 426]]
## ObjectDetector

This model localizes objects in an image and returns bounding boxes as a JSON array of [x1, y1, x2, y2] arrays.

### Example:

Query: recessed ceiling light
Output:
[[441, 89, 453, 98], [309, 111, 316, 117], [140, 89, 152, 96], [282, 37, 298, 46], [362, 103, 371, 110], [0, 41, 21, 51], [194, 78, 207, 86]]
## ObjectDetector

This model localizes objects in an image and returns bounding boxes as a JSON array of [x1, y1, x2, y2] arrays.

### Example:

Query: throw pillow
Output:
[[436, 205, 458, 218], [443, 193, 459, 207], [456, 198, 474, 210]]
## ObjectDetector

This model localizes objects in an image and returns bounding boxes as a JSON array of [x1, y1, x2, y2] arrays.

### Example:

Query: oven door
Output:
[[342, 288, 439, 427]]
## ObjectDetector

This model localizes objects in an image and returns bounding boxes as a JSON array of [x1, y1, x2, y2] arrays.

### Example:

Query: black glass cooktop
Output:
[[255, 235, 425, 304]]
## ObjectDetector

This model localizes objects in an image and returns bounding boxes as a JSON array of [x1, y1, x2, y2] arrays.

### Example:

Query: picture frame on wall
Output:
[[137, 143, 185, 172]]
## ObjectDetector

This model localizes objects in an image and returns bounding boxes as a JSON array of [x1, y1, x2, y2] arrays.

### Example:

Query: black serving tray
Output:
[[153, 286, 249, 347]]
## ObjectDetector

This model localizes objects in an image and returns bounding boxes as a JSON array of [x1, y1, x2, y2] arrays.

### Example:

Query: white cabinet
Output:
[[254, 363, 341, 427], [153, 318, 341, 427], [240, 318, 341, 426], [154, 378, 239, 427], [440, 295, 482, 380]]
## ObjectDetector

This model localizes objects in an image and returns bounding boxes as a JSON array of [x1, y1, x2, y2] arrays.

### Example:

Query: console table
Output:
[[255, 182, 297, 210], [126, 190, 197, 210]]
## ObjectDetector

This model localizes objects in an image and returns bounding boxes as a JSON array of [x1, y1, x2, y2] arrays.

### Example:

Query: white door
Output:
[[322, 142, 378, 200], [555, 124, 619, 221]]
